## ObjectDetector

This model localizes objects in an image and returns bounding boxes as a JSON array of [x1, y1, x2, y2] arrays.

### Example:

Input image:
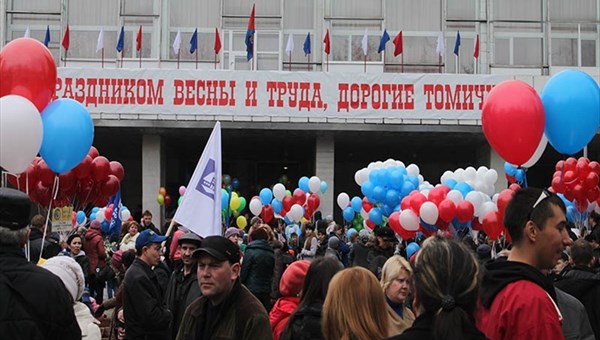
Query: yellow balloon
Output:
[[230, 196, 241, 210], [300, 217, 307, 224], [231, 191, 239, 199], [159, 187, 167, 196], [157, 194, 165, 205], [236, 216, 247, 228]]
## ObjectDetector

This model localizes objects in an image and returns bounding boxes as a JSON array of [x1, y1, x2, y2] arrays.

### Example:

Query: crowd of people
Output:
[[1, 186, 600, 340]]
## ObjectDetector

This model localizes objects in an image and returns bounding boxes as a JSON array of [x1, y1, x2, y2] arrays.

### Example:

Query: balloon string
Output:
[[39, 175, 59, 264], [560, 156, 566, 188], [523, 168, 528, 188]]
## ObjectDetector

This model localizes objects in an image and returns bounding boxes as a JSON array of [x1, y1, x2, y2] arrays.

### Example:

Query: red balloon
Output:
[[551, 176, 566, 193], [101, 175, 120, 197], [563, 170, 578, 189], [427, 186, 448, 206], [58, 170, 76, 192], [555, 160, 565, 172], [508, 183, 522, 192], [260, 204, 274, 223], [104, 208, 113, 221], [88, 146, 99, 159], [482, 81, 545, 166], [497, 189, 515, 216], [293, 189, 306, 205], [164, 195, 172, 206], [400, 195, 412, 211], [94, 196, 109, 207], [110, 161, 125, 182], [456, 201, 475, 223], [73, 155, 92, 180], [482, 211, 503, 240], [388, 212, 402, 234], [409, 193, 427, 215], [91, 156, 110, 182], [0, 38, 57, 112], [572, 184, 586, 202], [307, 194, 320, 212], [574, 199, 588, 214], [564, 158, 577, 172], [365, 219, 375, 230], [589, 161, 600, 174], [438, 199, 457, 223], [587, 186, 600, 202], [576, 160, 590, 180], [37, 159, 56, 187], [584, 172, 599, 190], [362, 197, 374, 213], [471, 219, 483, 231], [282, 196, 294, 212]]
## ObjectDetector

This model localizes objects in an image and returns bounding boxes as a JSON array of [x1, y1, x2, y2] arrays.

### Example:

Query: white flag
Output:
[[96, 27, 104, 52], [436, 31, 445, 57], [173, 30, 181, 55], [174, 122, 222, 237], [285, 34, 294, 57], [361, 29, 368, 56], [24, 26, 30, 38]]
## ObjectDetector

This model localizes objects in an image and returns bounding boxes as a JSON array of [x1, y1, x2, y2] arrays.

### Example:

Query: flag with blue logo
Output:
[[109, 190, 122, 237], [174, 122, 222, 237], [245, 4, 256, 61], [303, 33, 311, 56]]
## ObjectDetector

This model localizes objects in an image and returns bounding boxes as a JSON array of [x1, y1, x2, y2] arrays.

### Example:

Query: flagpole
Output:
[[139, 51, 141, 68], [308, 54, 310, 71], [289, 54, 291, 71], [101, 48, 104, 69], [327, 54, 329, 72], [438, 56, 442, 73], [214, 53, 217, 69], [364, 55, 366, 73], [177, 49, 180, 69], [401, 54, 404, 73], [121, 52, 123, 68], [195, 50, 198, 69], [456, 54, 459, 74], [64, 50, 67, 67]]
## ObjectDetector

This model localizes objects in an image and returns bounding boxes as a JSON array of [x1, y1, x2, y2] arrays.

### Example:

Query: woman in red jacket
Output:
[[84, 220, 107, 304]]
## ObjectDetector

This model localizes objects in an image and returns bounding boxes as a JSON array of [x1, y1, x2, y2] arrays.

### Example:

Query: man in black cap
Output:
[[176, 235, 272, 340], [122, 229, 172, 340], [0, 187, 80, 339], [367, 226, 397, 279], [165, 232, 203, 339]]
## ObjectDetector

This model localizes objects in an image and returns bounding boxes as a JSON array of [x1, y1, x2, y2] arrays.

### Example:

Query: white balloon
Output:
[[492, 193, 500, 204], [96, 209, 106, 223], [407, 164, 420, 176], [121, 209, 131, 221], [454, 168, 465, 182], [417, 174, 424, 184], [400, 210, 420, 231], [447, 190, 463, 203], [0, 95, 43, 173], [360, 208, 369, 220], [464, 167, 477, 181], [249, 198, 262, 216], [465, 191, 483, 211], [440, 170, 453, 183], [476, 166, 489, 179], [289, 204, 304, 222], [354, 170, 363, 186], [522, 135, 548, 168], [420, 189, 430, 198], [308, 176, 321, 193], [395, 160, 406, 168], [337, 192, 350, 210], [484, 169, 498, 186], [273, 183, 286, 200], [420, 202, 439, 225], [383, 159, 396, 168]]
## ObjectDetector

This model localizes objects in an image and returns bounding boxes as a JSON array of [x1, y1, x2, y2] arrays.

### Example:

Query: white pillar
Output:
[[490, 148, 507, 192], [315, 134, 334, 218], [142, 134, 163, 227]]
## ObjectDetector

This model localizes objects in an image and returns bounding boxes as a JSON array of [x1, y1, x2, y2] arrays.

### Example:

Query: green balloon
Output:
[[178, 196, 183, 206], [285, 190, 292, 196], [237, 197, 247, 212]]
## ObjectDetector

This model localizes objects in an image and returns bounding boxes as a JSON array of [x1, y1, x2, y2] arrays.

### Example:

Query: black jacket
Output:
[[0, 246, 81, 340], [28, 228, 60, 263], [387, 312, 486, 340], [367, 245, 395, 279], [240, 240, 275, 295], [164, 262, 201, 340], [123, 258, 172, 340], [280, 302, 325, 340], [555, 266, 600, 339]]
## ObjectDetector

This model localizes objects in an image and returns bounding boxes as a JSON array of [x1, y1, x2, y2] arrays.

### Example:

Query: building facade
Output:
[[2, 0, 599, 224]]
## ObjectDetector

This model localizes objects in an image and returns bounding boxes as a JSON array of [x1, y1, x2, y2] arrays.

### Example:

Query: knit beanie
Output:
[[90, 220, 101, 230], [279, 260, 310, 297], [328, 236, 340, 250], [41, 256, 85, 302]]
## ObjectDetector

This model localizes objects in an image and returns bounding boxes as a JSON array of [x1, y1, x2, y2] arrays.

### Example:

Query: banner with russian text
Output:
[[55, 68, 512, 120]]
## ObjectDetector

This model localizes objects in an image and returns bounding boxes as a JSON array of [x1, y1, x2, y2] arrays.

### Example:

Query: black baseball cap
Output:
[[192, 235, 240, 263], [0, 187, 31, 230]]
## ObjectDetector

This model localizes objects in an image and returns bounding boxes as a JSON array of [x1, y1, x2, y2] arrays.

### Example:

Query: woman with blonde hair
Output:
[[119, 221, 140, 251], [322, 267, 389, 340], [380, 255, 416, 336], [388, 236, 485, 340]]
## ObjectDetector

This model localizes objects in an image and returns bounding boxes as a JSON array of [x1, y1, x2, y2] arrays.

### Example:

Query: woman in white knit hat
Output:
[[42, 256, 102, 340]]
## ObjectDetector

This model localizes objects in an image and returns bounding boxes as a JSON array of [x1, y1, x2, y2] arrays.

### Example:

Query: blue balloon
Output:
[[222, 191, 230, 210], [259, 188, 273, 205], [320, 181, 328, 193], [419, 218, 437, 232], [76, 211, 86, 224], [284, 216, 292, 225], [407, 175, 419, 189], [442, 179, 457, 189], [351, 196, 362, 212], [298, 176, 310, 192], [372, 186, 386, 203], [368, 208, 383, 225], [381, 204, 393, 217], [454, 182, 473, 197], [566, 206, 579, 223], [515, 169, 526, 184], [542, 70, 600, 155], [39, 99, 94, 174], [272, 198, 283, 214], [504, 162, 517, 176], [389, 170, 405, 189], [343, 207, 355, 222], [232, 178, 240, 189], [346, 228, 358, 239], [385, 189, 400, 207], [91, 207, 100, 214], [101, 220, 110, 234], [90, 212, 96, 221], [400, 181, 416, 197], [361, 181, 375, 198], [406, 242, 420, 258]]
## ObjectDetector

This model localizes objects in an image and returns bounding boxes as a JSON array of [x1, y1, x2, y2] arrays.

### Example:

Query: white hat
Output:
[[41, 256, 85, 302]]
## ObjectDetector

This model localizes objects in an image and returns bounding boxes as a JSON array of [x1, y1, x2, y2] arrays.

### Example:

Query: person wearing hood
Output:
[[241, 225, 275, 311], [269, 260, 310, 340], [42, 256, 102, 340], [324, 237, 343, 267], [477, 188, 572, 340], [84, 220, 107, 304], [555, 239, 600, 339], [66, 233, 91, 284]]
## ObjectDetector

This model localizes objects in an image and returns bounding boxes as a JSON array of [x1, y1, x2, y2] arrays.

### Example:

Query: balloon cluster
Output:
[[157, 187, 172, 206], [8, 146, 124, 209], [250, 176, 327, 224], [550, 157, 600, 214], [222, 190, 247, 228]]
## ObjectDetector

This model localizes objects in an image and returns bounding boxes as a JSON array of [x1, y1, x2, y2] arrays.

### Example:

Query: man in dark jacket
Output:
[[0, 187, 81, 339], [241, 226, 275, 311], [555, 239, 600, 339], [367, 227, 396, 279], [176, 235, 272, 340], [165, 232, 202, 340], [123, 229, 172, 339], [28, 214, 60, 263]]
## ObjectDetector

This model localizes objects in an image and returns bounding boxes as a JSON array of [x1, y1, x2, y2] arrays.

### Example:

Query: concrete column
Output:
[[142, 134, 163, 227], [490, 148, 507, 193], [315, 134, 334, 218]]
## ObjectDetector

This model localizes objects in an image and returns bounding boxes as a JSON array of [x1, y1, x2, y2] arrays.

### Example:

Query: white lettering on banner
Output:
[[55, 68, 511, 119]]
